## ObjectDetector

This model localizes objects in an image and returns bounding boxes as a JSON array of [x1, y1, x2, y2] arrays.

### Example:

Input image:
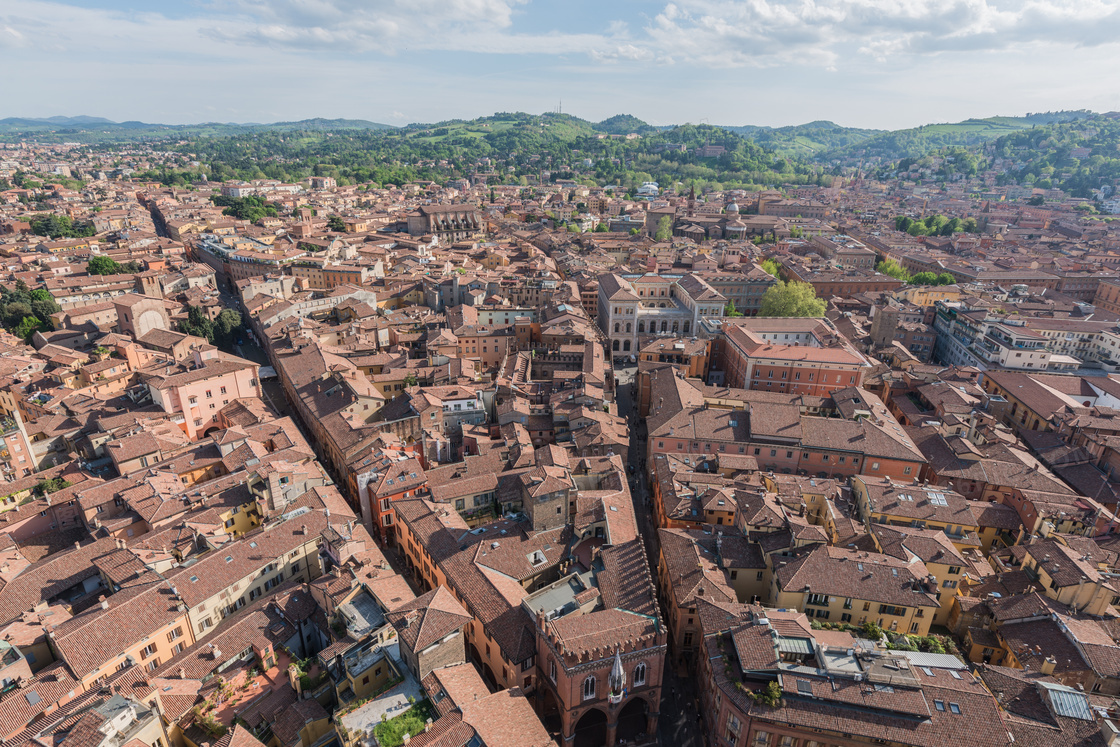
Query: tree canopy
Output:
[[87, 256, 140, 275], [876, 259, 910, 282], [179, 306, 246, 349], [760, 259, 781, 277], [210, 195, 278, 223], [654, 215, 672, 241], [758, 281, 826, 317], [29, 214, 95, 239], [910, 271, 959, 286], [894, 214, 978, 237], [0, 284, 60, 339]]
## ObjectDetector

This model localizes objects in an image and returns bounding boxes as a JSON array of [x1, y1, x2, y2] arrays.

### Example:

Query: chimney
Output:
[[1040, 656, 1057, 675], [178, 667, 186, 679]]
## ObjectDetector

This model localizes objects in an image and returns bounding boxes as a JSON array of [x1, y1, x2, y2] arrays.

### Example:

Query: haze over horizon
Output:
[[3, 0, 1120, 130]]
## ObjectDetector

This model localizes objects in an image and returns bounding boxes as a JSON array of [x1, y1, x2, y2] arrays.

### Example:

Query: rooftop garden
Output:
[[372, 699, 435, 747]]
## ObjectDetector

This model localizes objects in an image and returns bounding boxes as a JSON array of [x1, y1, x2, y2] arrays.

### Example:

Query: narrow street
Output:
[[614, 364, 705, 747]]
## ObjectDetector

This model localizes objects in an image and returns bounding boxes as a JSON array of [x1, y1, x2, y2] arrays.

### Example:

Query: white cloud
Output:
[[638, 0, 1120, 68], [2, 0, 1120, 128]]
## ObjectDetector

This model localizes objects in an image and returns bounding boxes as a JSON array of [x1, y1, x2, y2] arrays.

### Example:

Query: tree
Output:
[[214, 309, 244, 346], [179, 305, 215, 342], [13, 316, 41, 340], [725, 301, 744, 317], [760, 259, 781, 277], [654, 215, 672, 241], [759, 281, 826, 318], [1027, 194, 1045, 206], [594, 222, 609, 232], [936, 272, 957, 285], [35, 477, 71, 496], [30, 298, 60, 324], [910, 271, 938, 285], [327, 216, 346, 232], [876, 259, 910, 282], [87, 256, 121, 275]]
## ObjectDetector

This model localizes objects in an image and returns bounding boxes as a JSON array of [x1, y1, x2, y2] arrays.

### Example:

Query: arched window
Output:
[[583, 676, 596, 700], [614, 322, 620, 334], [683, 321, 691, 334], [661, 321, 668, 332], [633, 662, 647, 686], [626, 323, 632, 333], [623, 339, 631, 351], [638, 321, 645, 333], [672, 321, 679, 333], [612, 340, 619, 351]]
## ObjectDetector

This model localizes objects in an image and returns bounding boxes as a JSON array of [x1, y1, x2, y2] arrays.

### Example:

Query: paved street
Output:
[[614, 364, 705, 747]]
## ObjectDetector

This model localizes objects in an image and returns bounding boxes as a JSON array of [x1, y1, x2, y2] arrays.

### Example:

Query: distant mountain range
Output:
[[0, 116, 397, 138], [0, 109, 1106, 165]]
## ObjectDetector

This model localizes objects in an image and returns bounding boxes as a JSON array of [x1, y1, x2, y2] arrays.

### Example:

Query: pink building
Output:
[[143, 348, 261, 440]]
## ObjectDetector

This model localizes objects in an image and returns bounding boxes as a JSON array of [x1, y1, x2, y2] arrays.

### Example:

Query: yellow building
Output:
[[1021, 539, 1117, 616], [771, 544, 940, 636], [869, 525, 968, 627], [169, 512, 326, 640], [851, 476, 980, 551]]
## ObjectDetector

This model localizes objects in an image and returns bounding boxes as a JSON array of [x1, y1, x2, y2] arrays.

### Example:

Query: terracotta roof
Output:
[[386, 587, 471, 652]]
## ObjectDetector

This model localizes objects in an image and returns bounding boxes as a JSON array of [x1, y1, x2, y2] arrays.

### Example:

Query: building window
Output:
[[583, 675, 596, 700], [726, 714, 741, 741], [550, 659, 557, 683], [634, 662, 647, 686]]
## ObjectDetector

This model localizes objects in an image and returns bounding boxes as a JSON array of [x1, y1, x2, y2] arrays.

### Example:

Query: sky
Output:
[[4, 0, 1120, 130]]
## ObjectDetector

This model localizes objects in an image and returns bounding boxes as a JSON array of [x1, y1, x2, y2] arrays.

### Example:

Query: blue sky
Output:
[[3, 0, 1120, 129]]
